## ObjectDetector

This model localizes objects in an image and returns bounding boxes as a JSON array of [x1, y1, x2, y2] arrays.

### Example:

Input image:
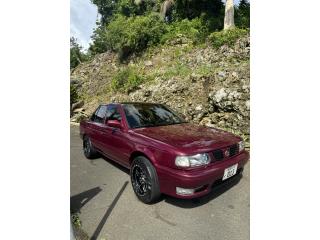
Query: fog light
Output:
[[176, 187, 195, 195]]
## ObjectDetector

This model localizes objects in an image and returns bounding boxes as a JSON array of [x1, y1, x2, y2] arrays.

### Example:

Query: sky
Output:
[[70, 0, 244, 50], [70, 0, 99, 50]]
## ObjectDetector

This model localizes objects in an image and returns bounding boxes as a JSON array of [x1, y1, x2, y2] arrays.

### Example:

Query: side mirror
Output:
[[107, 120, 122, 129]]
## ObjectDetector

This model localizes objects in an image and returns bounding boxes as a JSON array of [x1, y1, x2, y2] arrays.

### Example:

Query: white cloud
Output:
[[70, 0, 99, 50]]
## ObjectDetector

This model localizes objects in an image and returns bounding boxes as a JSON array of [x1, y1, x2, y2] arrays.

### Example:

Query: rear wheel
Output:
[[83, 136, 98, 159], [130, 156, 161, 204]]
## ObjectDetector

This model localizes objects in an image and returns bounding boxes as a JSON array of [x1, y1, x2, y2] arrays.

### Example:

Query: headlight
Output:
[[175, 153, 210, 167], [238, 141, 245, 152]]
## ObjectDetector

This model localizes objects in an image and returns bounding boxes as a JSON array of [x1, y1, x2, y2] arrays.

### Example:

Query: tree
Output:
[[70, 37, 88, 69], [88, 23, 109, 55], [91, 0, 157, 24], [91, 0, 119, 25], [170, 0, 224, 31], [160, 0, 175, 20], [235, 0, 250, 28], [224, 0, 235, 30]]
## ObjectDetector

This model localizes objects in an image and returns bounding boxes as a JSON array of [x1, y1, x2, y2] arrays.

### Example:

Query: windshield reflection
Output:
[[123, 103, 186, 129]]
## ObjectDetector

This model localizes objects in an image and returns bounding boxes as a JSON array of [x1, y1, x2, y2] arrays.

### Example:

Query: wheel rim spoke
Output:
[[83, 139, 92, 157], [132, 165, 151, 196], [84, 141, 89, 155]]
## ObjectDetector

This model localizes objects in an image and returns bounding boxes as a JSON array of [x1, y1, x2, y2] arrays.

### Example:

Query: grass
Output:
[[111, 67, 145, 92], [209, 28, 249, 49], [162, 63, 192, 79], [71, 213, 81, 228], [195, 64, 214, 76]]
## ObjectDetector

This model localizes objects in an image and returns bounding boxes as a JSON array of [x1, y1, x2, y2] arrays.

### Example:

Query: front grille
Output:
[[212, 144, 239, 162], [212, 149, 224, 160], [229, 144, 239, 157]]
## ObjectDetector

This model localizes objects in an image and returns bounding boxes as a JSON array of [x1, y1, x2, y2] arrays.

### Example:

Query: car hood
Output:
[[132, 123, 240, 152]]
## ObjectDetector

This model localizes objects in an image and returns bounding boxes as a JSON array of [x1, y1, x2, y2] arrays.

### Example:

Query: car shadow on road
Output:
[[91, 181, 129, 240], [163, 173, 243, 209], [70, 187, 102, 213], [96, 155, 130, 175]]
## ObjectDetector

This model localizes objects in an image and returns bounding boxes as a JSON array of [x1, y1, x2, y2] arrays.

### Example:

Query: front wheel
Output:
[[83, 136, 98, 159], [130, 156, 161, 204]]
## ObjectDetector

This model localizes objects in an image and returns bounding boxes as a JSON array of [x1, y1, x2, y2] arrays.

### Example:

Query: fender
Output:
[[132, 144, 158, 166]]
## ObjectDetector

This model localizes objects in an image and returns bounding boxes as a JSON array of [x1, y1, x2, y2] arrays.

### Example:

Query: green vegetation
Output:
[[70, 37, 89, 69], [87, 0, 250, 59], [172, 0, 224, 30], [235, 0, 250, 29], [111, 67, 144, 92], [209, 28, 249, 48], [92, 0, 159, 25], [71, 213, 81, 228], [162, 63, 191, 79], [160, 18, 208, 44], [90, 16, 211, 59], [104, 13, 167, 60], [71, 0, 250, 68]]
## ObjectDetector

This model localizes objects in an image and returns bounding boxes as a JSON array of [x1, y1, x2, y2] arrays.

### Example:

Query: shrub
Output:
[[161, 18, 208, 44], [209, 28, 249, 48], [105, 13, 167, 60], [111, 67, 144, 92]]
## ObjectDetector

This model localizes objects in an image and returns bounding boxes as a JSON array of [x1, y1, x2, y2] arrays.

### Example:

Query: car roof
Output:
[[98, 102, 164, 108], [120, 102, 161, 105]]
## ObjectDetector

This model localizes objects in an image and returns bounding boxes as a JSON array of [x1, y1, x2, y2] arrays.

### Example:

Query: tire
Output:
[[83, 136, 98, 159], [130, 156, 161, 204]]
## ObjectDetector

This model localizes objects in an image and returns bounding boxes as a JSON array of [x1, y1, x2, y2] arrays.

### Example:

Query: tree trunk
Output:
[[224, 0, 235, 30], [160, 0, 174, 19]]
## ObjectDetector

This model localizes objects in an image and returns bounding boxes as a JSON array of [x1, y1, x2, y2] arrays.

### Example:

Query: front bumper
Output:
[[156, 150, 249, 199]]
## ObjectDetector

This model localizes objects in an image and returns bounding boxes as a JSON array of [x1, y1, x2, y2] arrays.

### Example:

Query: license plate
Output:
[[222, 164, 238, 180]]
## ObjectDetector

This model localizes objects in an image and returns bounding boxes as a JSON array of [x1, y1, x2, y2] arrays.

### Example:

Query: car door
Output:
[[97, 104, 132, 166], [87, 105, 109, 151]]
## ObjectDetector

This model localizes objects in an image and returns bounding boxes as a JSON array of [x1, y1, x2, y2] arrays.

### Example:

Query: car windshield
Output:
[[123, 103, 187, 129]]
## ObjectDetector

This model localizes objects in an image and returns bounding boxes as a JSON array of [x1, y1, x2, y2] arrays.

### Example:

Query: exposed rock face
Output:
[[71, 34, 250, 146], [71, 100, 84, 111]]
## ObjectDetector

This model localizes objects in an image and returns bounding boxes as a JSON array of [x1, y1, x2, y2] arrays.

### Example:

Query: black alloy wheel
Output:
[[132, 165, 151, 196], [130, 156, 161, 204], [83, 136, 97, 159]]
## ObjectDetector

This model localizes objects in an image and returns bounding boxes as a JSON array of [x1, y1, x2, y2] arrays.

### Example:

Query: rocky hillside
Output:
[[71, 33, 250, 147]]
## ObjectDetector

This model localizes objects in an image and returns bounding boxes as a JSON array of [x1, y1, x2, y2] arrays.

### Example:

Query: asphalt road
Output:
[[70, 126, 250, 240]]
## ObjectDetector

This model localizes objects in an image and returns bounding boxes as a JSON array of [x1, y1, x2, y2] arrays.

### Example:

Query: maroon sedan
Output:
[[80, 102, 249, 204]]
